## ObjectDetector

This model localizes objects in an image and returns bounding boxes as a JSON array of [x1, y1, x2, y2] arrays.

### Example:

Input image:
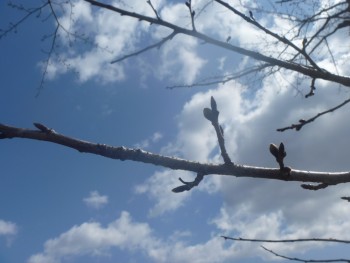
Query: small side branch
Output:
[[111, 31, 177, 63], [277, 97, 350, 132], [146, 0, 161, 20], [185, 1, 196, 31], [203, 97, 233, 165], [261, 246, 350, 263], [305, 78, 316, 98], [167, 64, 271, 89], [172, 173, 204, 193], [221, 236, 350, 244]]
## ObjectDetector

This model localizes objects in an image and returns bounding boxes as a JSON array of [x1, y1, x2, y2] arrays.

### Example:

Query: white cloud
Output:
[[83, 191, 108, 209], [0, 219, 17, 236], [0, 219, 18, 247], [27, 211, 249, 263], [27, 211, 158, 263], [135, 170, 192, 217], [37, 1, 350, 261]]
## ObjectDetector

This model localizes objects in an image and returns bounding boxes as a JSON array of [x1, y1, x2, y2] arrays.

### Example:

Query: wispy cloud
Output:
[[0, 219, 17, 236], [83, 191, 108, 209]]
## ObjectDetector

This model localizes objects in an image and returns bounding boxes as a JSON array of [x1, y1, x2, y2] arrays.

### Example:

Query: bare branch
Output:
[[221, 236, 350, 244], [214, 0, 322, 72], [83, 0, 350, 88], [2, 122, 350, 187], [203, 96, 233, 164], [0, 2, 49, 40], [146, 0, 161, 20], [167, 64, 271, 89], [277, 97, 350, 132], [261, 246, 350, 263], [111, 31, 177, 63], [185, 0, 196, 31]]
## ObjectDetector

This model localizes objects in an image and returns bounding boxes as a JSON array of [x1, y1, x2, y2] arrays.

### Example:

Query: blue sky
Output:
[[1, 0, 350, 262]]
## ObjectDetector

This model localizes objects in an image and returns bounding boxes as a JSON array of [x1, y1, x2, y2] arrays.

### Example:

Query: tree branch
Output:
[[111, 31, 177, 63], [277, 97, 350, 132], [261, 246, 350, 263], [221, 236, 350, 244], [2, 122, 350, 187], [83, 0, 350, 88]]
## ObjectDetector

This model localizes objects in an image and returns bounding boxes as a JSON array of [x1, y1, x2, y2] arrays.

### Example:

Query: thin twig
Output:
[[203, 97, 233, 164], [111, 31, 177, 63], [221, 236, 350, 244], [0, 1, 49, 39], [262, 246, 350, 263], [277, 97, 350, 132], [214, 0, 322, 72], [167, 64, 270, 89], [146, 0, 161, 20]]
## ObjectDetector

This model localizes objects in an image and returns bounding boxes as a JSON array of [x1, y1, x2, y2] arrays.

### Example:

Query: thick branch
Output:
[[83, 0, 350, 88], [2, 123, 350, 185]]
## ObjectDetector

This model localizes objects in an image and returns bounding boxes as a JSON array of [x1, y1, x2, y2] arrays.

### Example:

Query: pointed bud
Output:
[[210, 96, 217, 111]]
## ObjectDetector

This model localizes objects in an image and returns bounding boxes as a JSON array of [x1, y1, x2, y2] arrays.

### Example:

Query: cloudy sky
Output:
[[1, 0, 350, 262]]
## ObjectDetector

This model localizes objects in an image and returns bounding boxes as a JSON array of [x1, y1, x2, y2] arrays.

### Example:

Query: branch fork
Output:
[[172, 96, 233, 193]]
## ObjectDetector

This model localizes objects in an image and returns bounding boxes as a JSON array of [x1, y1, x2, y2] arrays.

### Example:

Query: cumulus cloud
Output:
[[135, 170, 192, 217], [136, 63, 350, 257], [83, 191, 108, 209], [37, 0, 350, 261], [27, 211, 247, 263]]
